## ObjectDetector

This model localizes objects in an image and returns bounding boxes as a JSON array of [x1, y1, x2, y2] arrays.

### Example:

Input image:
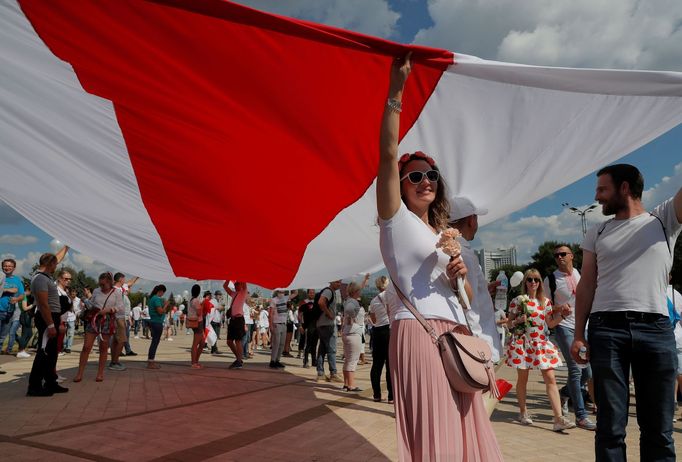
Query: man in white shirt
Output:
[[210, 291, 223, 354], [448, 197, 501, 362], [572, 164, 682, 460], [543, 244, 595, 431], [132, 304, 142, 338], [110, 273, 139, 370]]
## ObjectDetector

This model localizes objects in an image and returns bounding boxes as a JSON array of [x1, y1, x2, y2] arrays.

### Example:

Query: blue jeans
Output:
[[554, 324, 592, 420], [0, 311, 12, 350], [316, 325, 337, 376], [589, 313, 676, 462], [147, 322, 163, 360], [63, 320, 75, 350], [7, 319, 20, 352], [243, 323, 254, 357]]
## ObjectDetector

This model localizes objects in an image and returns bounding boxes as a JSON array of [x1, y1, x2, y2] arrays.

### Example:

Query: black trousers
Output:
[[28, 312, 60, 391], [370, 325, 392, 400], [303, 325, 318, 366]]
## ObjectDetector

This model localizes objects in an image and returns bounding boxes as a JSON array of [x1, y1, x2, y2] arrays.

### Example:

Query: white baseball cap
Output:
[[449, 196, 488, 221]]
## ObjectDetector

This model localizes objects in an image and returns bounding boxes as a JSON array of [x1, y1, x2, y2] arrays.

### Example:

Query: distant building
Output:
[[475, 247, 517, 281]]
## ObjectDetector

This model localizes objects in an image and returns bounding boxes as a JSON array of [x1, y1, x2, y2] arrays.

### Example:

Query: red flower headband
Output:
[[398, 151, 437, 171]]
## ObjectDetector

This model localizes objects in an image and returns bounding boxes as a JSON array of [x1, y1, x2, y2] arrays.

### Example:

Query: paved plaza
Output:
[[1, 332, 681, 461]]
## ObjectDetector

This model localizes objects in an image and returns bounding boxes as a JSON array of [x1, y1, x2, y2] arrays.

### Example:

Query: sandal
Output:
[[95, 376, 103, 382], [73, 377, 82, 383], [347, 387, 362, 392]]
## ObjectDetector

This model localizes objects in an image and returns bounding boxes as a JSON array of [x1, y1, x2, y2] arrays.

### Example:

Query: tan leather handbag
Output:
[[392, 280, 500, 398]]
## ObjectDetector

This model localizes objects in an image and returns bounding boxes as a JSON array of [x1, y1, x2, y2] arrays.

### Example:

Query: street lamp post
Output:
[[562, 203, 598, 237]]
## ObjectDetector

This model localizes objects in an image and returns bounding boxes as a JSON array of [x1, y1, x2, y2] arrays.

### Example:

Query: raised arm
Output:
[[222, 280, 236, 298], [377, 53, 412, 220], [55, 245, 69, 264], [126, 276, 140, 289]]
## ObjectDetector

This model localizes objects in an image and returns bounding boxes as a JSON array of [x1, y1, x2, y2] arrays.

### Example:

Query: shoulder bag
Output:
[[392, 279, 500, 398]]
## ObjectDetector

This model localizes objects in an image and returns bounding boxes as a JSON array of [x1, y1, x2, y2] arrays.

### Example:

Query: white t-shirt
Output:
[[379, 202, 466, 324], [582, 198, 681, 315], [244, 305, 253, 324], [132, 305, 142, 321], [342, 298, 365, 336], [461, 239, 501, 362], [368, 291, 390, 327], [269, 296, 289, 324], [58, 286, 76, 323], [90, 287, 125, 313], [259, 310, 269, 328], [543, 268, 581, 329], [141, 306, 150, 320]]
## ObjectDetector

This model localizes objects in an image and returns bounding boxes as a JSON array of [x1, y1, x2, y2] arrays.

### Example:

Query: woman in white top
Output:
[[368, 276, 393, 403], [342, 282, 365, 392], [377, 53, 502, 461], [73, 272, 123, 383], [187, 284, 205, 369]]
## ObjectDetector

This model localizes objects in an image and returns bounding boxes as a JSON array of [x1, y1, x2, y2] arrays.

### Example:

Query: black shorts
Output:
[[227, 316, 245, 340], [286, 322, 294, 333]]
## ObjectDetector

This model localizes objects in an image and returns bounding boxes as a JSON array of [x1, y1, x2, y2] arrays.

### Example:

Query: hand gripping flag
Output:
[[2, 0, 682, 288]]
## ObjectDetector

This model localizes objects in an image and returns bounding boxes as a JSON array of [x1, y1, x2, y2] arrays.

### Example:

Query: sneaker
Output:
[[58, 352, 65, 357], [134, 335, 140, 339], [560, 396, 569, 417], [229, 360, 243, 370], [108, 363, 127, 371], [577, 417, 597, 431], [47, 384, 69, 394], [553, 416, 577, 432], [56, 375, 67, 383], [275, 361, 286, 369], [26, 388, 53, 397], [127, 351, 138, 356], [303, 364, 310, 369], [519, 413, 533, 425], [63, 349, 71, 354], [329, 374, 343, 383], [166, 338, 174, 341], [268, 361, 278, 369], [316, 374, 325, 382], [16, 351, 31, 359]]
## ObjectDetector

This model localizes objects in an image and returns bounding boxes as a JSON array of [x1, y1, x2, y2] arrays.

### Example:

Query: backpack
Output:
[[311, 287, 334, 322]]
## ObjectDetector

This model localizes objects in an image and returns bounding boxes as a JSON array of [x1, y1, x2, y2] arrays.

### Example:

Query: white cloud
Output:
[[0, 234, 38, 245], [415, 0, 682, 71], [233, 0, 400, 38], [643, 162, 682, 209]]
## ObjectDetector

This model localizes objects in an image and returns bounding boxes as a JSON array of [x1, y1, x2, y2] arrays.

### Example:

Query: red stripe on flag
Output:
[[19, 0, 452, 287]]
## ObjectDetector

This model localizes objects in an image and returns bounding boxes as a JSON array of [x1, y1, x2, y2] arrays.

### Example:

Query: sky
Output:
[[1, 0, 681, 293]]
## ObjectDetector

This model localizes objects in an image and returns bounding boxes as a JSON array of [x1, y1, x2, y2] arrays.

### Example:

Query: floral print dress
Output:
[[504, 296, 562, 370]]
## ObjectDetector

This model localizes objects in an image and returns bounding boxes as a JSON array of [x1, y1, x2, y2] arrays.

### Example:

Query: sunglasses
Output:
[[526, 278, 542, 284], [400, 169, 439, 185], [554, 252, 571, 258]]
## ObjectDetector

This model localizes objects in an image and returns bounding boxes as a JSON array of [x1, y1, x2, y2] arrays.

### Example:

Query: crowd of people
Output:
[[0, 54, 680, 462]]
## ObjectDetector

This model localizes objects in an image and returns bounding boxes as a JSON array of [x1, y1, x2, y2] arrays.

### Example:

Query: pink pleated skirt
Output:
[[389, 319, 504, 462]]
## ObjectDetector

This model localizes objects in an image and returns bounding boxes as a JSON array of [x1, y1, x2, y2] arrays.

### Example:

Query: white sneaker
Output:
[[134, 336, 140, 339], [519, 413, 533, 425], [58, 352, 65, 356], [553, 416, 577, 432], [16, 351, 31, 359], [167, 338, 173, 341], [56, 375, 67, 383]]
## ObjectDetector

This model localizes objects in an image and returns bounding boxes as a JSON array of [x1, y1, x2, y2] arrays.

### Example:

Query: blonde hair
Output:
[[375, 276, 388, 291], [346, 281, 362, 298], [522, 268, 546, 309]]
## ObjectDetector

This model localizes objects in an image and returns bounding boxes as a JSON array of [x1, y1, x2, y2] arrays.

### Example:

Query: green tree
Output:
[[129, 291, 146, 308]]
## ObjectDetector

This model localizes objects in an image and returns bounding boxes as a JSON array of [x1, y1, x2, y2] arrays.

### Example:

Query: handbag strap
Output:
[[391, 277, 475, 342]]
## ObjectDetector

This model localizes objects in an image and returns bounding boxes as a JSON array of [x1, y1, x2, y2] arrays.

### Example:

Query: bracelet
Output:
[[386, 98, 402, 113]]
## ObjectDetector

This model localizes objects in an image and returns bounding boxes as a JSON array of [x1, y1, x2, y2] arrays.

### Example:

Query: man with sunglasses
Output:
[[448, 197, 501, 363], [543, 245, 595, 431], [572, 164, 682, 461]]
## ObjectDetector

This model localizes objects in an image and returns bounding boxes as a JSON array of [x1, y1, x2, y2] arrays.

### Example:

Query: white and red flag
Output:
[[2, 0, 682, 288]]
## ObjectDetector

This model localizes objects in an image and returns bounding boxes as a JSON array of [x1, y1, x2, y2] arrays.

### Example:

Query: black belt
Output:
[[591, 311, 665, 323]]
